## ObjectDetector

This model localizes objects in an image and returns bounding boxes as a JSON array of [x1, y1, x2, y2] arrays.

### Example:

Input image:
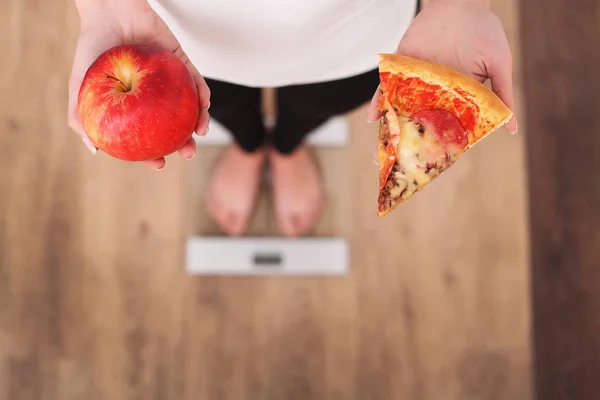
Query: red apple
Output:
[[77, 44, 199, 161]]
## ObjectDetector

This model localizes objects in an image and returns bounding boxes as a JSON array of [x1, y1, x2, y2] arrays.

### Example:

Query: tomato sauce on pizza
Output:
[[380, 71, 479, 136]]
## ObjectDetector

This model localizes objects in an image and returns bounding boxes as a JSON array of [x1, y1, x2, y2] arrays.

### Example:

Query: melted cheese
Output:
[[397, 118, 435, 185], [382, 108, 453, 203]]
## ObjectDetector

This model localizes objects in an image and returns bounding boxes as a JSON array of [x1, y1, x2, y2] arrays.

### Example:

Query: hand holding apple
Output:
[[78, 44, 200, 162], [68, 0, 211, 170]]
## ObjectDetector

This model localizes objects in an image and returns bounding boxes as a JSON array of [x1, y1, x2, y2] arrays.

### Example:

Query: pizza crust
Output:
[[377, 53, 513, 146]]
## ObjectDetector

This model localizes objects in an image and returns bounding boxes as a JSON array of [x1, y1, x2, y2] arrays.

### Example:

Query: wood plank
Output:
[[519, 1, 600, 399]]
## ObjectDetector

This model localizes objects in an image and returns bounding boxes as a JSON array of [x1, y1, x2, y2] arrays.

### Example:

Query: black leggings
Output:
[[204, 68, 379, 154]]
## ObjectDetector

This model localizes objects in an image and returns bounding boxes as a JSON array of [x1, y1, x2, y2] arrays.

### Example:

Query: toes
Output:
[[279, 213, 299, 237], [295, 214, 312, 236], [297, 214, 315, 235], [291, 215, 305, 236], [225, 211, 246, 236], [300, 200, 322, 233], [278, 212, 310, 238], [217, 208, 247, 236], [206, 193, 249, 236], [278, 196, 324, 237]]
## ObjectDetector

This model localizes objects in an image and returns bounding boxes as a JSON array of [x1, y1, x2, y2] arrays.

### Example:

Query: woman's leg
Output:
[[268, 69, 380, 236], [204, 78, 266, 152], [203, 78, 267, 236]]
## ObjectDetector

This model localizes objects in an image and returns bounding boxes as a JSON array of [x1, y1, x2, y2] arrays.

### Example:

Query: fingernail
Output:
[[156, 159, 166, 171], [81, 136, 97, 155], [373, 150, 379, 165], [510, 119, 518, 135], [367, 117, 375, 124], [201, 100, 211, 111], [196, 124, 209, 137], [188, 152, 196, 160]]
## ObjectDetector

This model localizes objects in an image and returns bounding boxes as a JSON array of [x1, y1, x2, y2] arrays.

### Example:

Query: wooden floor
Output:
[[0, 0, 531, 399]]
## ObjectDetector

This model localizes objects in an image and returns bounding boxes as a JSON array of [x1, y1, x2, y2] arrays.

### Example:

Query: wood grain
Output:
[[520, 1, 600, 399], [0, 0, 530, 399]]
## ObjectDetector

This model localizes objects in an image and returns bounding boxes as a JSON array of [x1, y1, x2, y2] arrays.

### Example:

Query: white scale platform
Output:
[[186, 116, 350, 275], [186, 237, 349, 275]]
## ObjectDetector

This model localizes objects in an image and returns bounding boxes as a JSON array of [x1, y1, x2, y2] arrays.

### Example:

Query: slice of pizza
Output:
[[376, 53, 513, 218]]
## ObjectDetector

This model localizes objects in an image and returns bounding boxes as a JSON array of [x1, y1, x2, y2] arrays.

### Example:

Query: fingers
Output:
[[140, 135, 196, 171], [195, 109, 210, 137], [143, 158, 167, 171], [177, 136, 196, 159], [367, 85, 381, 123], [488, 47, 518, 134], [148, 111, 203, 171]]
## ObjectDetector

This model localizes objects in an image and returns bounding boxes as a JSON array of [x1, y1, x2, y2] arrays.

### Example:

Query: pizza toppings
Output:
[[407, 109, 468, 167], [378, 99, 401, 192], [379, 71, 479, 136], [377, 108, 468, 216], [410, 110, 468, 148]]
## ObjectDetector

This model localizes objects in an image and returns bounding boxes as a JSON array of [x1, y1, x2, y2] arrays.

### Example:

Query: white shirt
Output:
[[148, 0, 417, 87]]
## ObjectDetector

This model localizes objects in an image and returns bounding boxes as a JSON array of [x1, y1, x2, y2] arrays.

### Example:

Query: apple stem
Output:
[[105, 74, 130, 92]]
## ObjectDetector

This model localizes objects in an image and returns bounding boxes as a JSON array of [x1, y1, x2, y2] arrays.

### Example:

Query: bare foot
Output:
[[269, 146, 325, 237], [206, 144, 265, 236]]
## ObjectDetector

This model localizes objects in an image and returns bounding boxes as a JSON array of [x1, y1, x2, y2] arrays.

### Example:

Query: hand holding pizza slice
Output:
[[375, 53, 513, 217], [370, 0, 516, 218]]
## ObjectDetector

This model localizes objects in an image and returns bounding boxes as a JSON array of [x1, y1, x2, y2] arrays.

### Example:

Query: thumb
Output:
[[67, 94, 98, 156], [183, 59, 211, 137], [67, 54, 87, 138], [172, 46, 211, 136], [68, 72, 99, 155], [67, 37, 107, 155], [367, 85, 381, 123], [488, 52, 518, 134], [67, 66, 87, 138]]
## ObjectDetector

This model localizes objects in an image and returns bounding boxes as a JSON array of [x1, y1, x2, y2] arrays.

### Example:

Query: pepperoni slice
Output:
[[410, 109, 468, 149]]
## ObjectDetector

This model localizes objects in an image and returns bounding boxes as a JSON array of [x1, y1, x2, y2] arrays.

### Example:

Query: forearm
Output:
[[75, 0, 147, 10], [75, 0, 149, 24], [425, 0, 491, 8]]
